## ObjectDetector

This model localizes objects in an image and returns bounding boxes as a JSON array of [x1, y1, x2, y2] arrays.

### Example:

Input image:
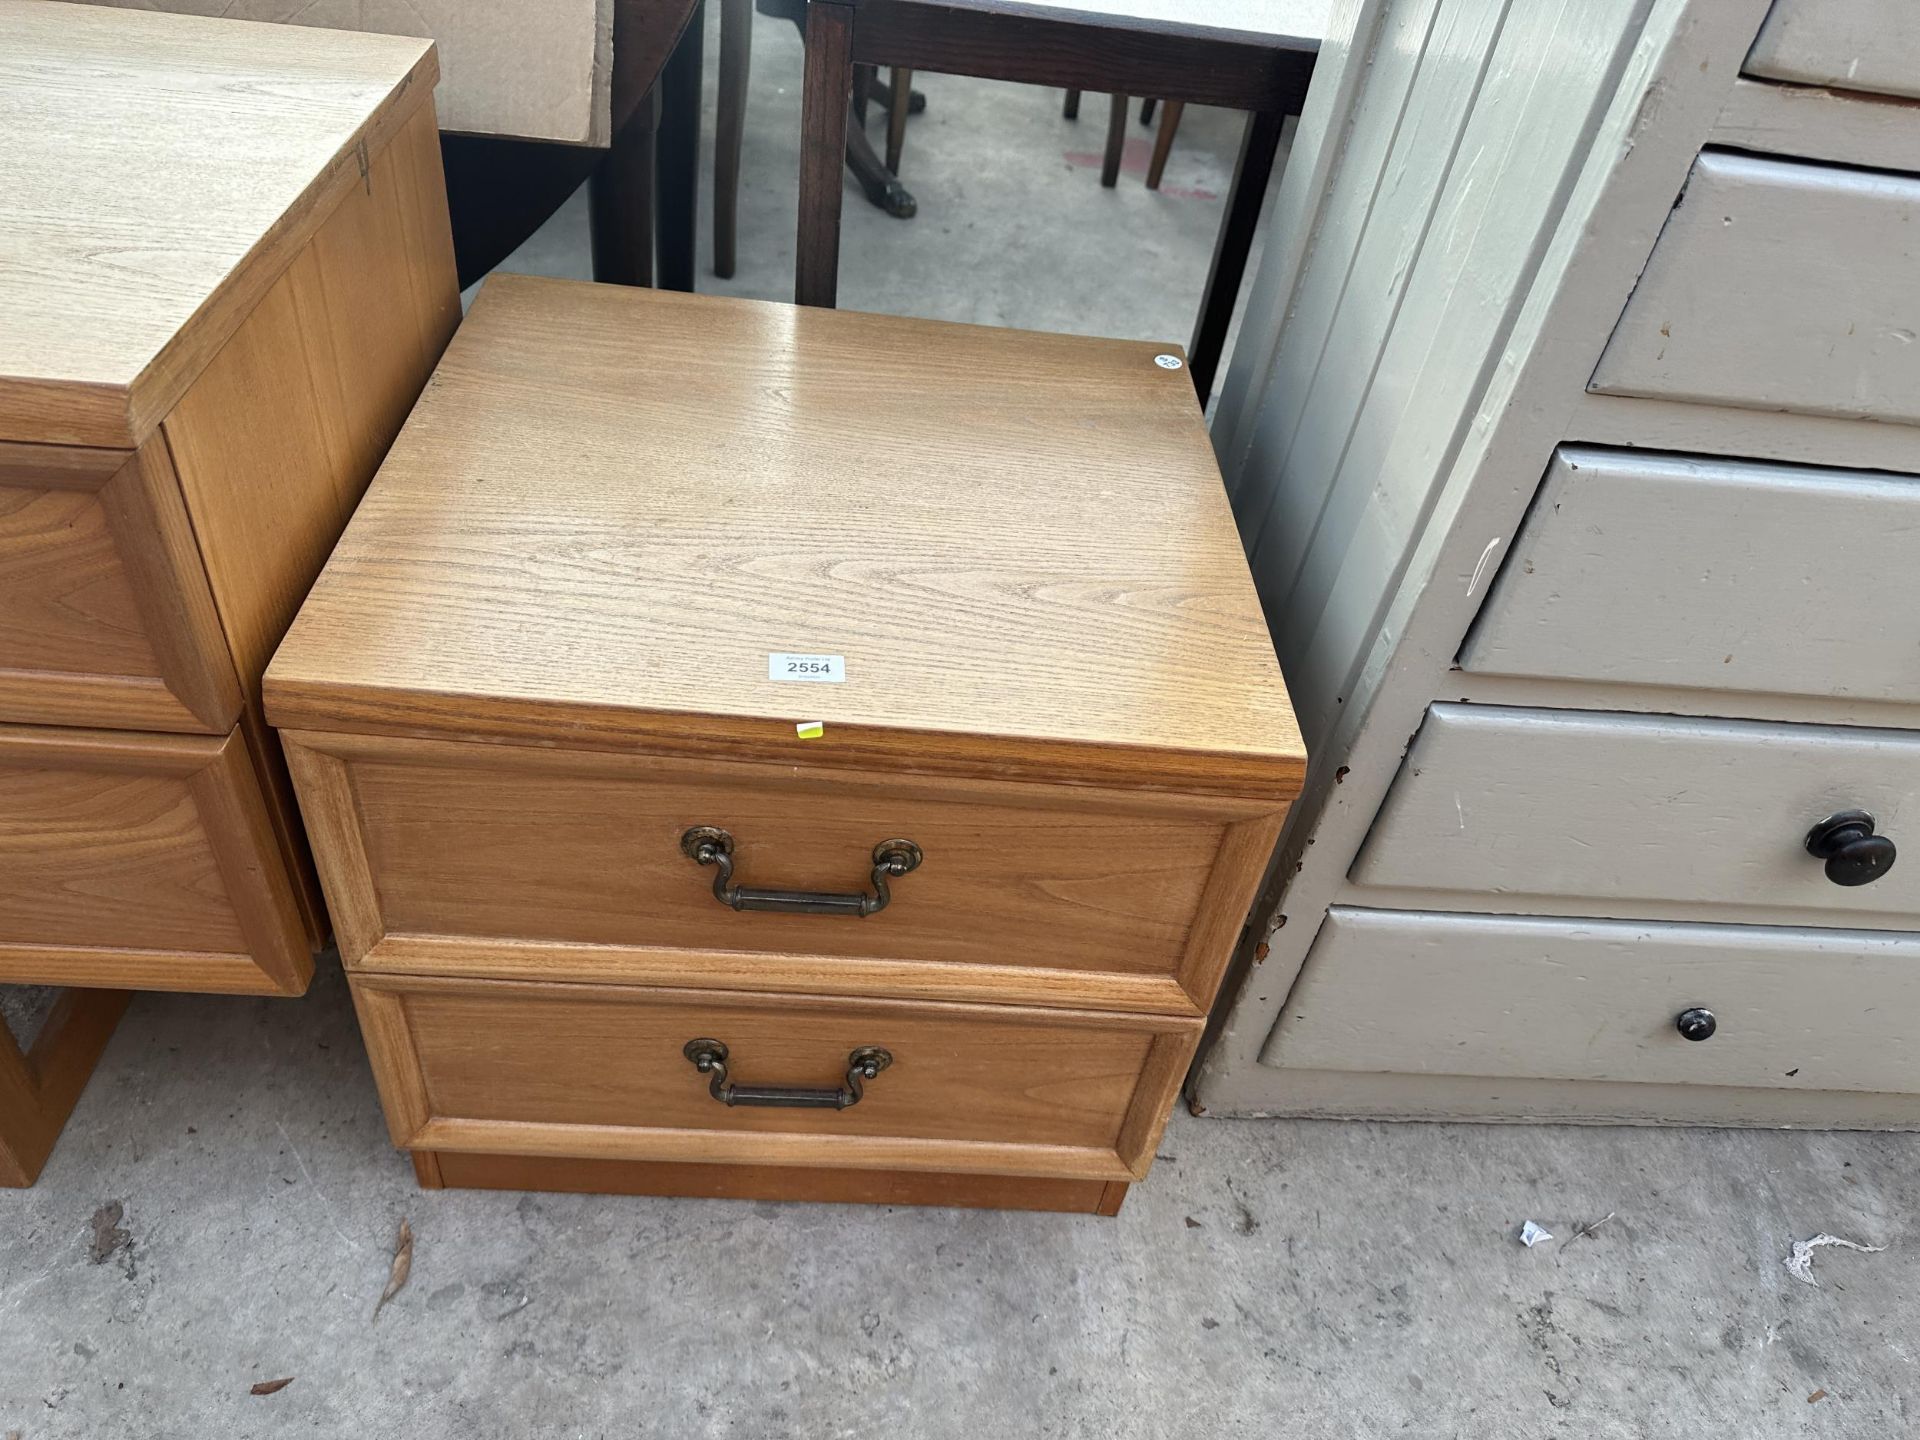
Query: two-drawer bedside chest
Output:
[[0, 2, 458, 1184], [1196, 0, 1920, 1127], [265, 275, 1305, 1213]]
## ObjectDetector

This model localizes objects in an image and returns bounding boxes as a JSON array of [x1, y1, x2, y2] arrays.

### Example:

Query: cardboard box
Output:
[[85, 0, 614, 144]]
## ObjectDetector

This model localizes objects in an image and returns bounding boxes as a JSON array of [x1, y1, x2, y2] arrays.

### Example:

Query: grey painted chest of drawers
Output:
[[1195, 0, 1920, 1126]]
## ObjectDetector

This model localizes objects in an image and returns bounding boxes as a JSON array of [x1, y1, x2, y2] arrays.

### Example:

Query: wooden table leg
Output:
[[714, 0, 753, 278], [0, 989, 130, 1188], [796, 0, 855, 307], [1147, 99, 1185, 190], [1189, 108, 1284, 403], [655, 0, 707, 292], [1101, 91, 1129, 187], [590, 88, 659, 287]]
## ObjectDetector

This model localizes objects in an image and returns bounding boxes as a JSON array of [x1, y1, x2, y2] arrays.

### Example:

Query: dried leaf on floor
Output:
[[373, 1217, 414, 1321], [88, 1201, 129, 1265], [249, 1377, 294, 1396], [1808, 1389, 1828, 1404]]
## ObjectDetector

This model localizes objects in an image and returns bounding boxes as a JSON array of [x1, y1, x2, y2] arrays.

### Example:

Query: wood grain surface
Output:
[[314, 733, 1259, 987], [0, 439, 241, 733], [0, 723, 310, 994], [163, 100, 459, 695], [358, 934, 1200, 1016], [0, 0, 436, 446], [417, 1149, 1127, 1212], [353, 973, 1200, 1178], [266, 276, 1302, 797], [0, 987, 130, 1188]]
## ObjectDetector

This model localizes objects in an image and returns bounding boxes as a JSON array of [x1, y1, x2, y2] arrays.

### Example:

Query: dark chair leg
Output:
[[1146, 100, 1185, 190], [852, 61, 873, 126], [714, 0, 752, 278], [590, 88, 659, 287], [655, 0, 706, 292], [1140, 97, 1156, 125], [845, 108, 915, 216], [1, 989, 129, 1188], [1063, 87, 1080, 120], [796, 0, 855, 306], [868, 76, 926, 115], [1101, 92, 1128, 187], [1189, 109, 1284, 403], [885, 65, 912, 174]]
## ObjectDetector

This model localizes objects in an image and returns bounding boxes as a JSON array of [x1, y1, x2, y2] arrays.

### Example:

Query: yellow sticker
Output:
[[795, 721, 825, 739]]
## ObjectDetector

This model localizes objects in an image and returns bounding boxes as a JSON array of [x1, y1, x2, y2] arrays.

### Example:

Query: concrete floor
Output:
[[6, 8, 1919, 1437]]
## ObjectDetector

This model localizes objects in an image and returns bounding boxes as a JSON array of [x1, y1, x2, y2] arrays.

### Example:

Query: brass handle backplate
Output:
[[680, 827, 922, 916], [683, 1039, 892, 1109]]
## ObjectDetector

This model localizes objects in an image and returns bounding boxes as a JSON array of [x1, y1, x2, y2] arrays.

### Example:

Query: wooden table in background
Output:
[[795, 0, 1322, 401]]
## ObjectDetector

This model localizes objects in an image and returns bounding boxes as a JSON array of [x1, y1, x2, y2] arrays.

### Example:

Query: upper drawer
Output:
[[1462, 447, 1920, 704], [1746, 0, 1920, 101], [0, 442, 239, 734], [285, 733, 1284, 1015], [1351, 705, 1920, 928], [1591, 152, 1920, 424]]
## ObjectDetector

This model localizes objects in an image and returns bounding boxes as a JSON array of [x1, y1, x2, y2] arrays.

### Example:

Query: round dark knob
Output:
[[1804, 810, 1897, 887], [1675, 1008, 1717, 1042]]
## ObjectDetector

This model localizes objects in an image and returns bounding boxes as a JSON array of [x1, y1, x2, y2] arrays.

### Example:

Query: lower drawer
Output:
[[351, 974, 1200, 1181], [0, 723, 311, 994], [1269, 908, 1920, 1094]]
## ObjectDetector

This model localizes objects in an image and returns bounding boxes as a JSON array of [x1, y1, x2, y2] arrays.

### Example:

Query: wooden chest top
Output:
[[0, 0, 436, 447], [266, 276, 1303, 797]]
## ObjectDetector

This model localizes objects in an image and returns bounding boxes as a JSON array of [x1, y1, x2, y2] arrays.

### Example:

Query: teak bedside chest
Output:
[[267, 276, 1303, 1213], [0, 2, 457, 1184]]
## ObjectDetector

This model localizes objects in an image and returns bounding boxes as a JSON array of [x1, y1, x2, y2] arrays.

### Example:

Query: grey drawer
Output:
[[1746, 0, 1920, 101], [1461, 447, 1920, 703], [1269, 907, 1920, 1094], [1351, 705, 1920, 927], [1591, 152, 1920, 424]]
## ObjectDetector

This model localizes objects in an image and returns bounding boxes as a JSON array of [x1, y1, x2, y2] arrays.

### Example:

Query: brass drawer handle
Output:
[[683, 1039, 892, 1109], [680, 827, 922, 916]]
